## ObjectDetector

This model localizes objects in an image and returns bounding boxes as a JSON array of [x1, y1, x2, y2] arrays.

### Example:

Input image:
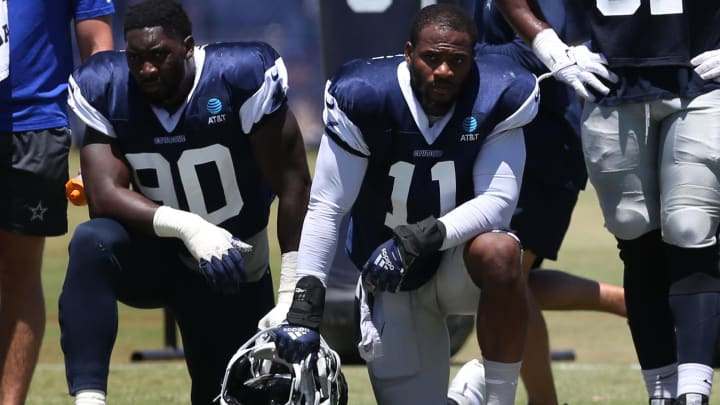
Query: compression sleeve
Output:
[[439, 128, 526, 249], [296, 134, 368, 285]]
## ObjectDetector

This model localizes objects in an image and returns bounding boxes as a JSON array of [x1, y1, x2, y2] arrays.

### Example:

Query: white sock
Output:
[[678, 363, 713, 397], [448, 359, 486, 405], [642, 363, 678, 399], [483, 359, 521, 405], [75, 389, 106, 405]]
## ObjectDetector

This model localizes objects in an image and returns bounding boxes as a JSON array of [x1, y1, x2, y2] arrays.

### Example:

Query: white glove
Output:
[[532, 29, 617, 102], [153, 205, 253, 292], [257, 251, 298, 329], [691, 49, 720, 82]]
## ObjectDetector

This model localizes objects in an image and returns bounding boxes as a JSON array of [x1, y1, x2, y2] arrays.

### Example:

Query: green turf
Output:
[[25, 150, 716, 404]]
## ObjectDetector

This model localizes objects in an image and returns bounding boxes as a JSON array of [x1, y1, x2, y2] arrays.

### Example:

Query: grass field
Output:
[[23, 149, 708, 404]]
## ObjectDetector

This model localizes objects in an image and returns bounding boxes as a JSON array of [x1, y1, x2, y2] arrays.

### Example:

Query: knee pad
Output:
[[663, 207, 716, 248], [606, 206, 656, 241]]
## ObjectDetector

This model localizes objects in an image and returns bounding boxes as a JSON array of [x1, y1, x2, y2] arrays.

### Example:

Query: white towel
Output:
[[355, 278, 383, 361], [0, 0, 8, 82]]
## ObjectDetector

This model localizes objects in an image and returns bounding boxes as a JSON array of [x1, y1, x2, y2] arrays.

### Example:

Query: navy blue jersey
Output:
[[68, 43, 287, 240], [584, 0, 720, 67], [580, 0, 720, 104], [475, 0, 588, 190], [324, 55, 537, 288]]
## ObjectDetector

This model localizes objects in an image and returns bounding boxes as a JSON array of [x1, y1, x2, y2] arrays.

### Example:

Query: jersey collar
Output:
[[151, 45, 207, 133]]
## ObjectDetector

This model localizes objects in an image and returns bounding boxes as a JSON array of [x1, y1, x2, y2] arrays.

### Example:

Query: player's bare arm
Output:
[[80, 127, 158, 234], [250, 105, 311, 253], [493, 0, 549, 44], [75, 15, 114, 62]]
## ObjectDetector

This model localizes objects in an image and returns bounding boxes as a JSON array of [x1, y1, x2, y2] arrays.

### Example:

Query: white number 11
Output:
[[596, 0, 682, 16], [384, 161, 456, 229]]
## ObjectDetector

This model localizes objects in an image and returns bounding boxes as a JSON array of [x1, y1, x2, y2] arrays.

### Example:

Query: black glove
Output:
[[362, 216, 445, 293]]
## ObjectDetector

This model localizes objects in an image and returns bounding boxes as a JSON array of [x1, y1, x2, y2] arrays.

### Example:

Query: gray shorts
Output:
[[0, 127, 71, 236], [581, 89, 720, 247]]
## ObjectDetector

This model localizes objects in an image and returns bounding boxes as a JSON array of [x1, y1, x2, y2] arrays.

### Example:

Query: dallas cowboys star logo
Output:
[[27, 201, 48, 222]]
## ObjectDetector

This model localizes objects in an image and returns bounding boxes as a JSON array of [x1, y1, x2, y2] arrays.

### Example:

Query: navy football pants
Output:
[[59, 218, 273, 404]]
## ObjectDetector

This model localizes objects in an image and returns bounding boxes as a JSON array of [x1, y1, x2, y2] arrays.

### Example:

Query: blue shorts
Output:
[[0, 127, 70, 236], [510, 179, 579, 262]]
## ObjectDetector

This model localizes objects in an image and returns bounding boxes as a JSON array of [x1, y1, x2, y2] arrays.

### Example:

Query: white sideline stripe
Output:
[[37, 363, 187, 371], [554, 363, 641, 371]]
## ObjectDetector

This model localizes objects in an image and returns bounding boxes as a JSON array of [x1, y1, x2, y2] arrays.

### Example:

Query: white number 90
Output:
[[595, 0, 682, 16], [345, 0, 437, 13]]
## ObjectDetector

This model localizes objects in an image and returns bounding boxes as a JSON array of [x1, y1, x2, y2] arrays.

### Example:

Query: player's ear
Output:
[[183, 35, 195, 59], [404, 41, 413, 64]]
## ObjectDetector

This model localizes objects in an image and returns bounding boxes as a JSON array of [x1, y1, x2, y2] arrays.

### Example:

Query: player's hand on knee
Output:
[[198, 237, 252, 293], [691, 49, 720, 82], [362, 237, 407, 293], [362, 216, 445, 293], [152, 205, 253, 293]]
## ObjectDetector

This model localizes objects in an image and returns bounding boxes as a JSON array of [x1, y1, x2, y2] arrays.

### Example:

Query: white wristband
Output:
[[531, 28, 573, 73], [277, 251, 298, 305], [152, 205, 202, 238], [152, 205, 244, 264]]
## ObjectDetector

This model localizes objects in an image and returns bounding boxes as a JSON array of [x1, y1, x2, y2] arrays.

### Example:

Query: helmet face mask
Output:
[[219, 327, 348, 405]]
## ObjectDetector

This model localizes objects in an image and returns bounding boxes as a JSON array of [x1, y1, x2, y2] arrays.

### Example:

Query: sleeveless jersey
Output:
[[68, 43, 288, 240]]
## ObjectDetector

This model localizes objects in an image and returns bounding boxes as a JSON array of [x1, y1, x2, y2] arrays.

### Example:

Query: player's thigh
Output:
[[430, 244, 480, 315], [367, 246, 487, 402], [367, 287, 451, 404], [660, 90, 720, 248], [0, 127, 70, 236], [69, 218, 183, 307], [511, 179, 579, 261], [582, 102, 661, 239]]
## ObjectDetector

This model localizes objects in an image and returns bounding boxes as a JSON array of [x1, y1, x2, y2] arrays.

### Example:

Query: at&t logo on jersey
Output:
[[206, 97, 226, 125], [460, 115, 480, 142]]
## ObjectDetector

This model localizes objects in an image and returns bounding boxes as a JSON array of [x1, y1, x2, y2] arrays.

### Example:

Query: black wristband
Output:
[[286, 275, 325, 330], [393, 216, 446, 261]]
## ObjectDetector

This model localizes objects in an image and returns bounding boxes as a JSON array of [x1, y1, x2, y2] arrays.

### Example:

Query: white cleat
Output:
[[448, 359, 486, 405]]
